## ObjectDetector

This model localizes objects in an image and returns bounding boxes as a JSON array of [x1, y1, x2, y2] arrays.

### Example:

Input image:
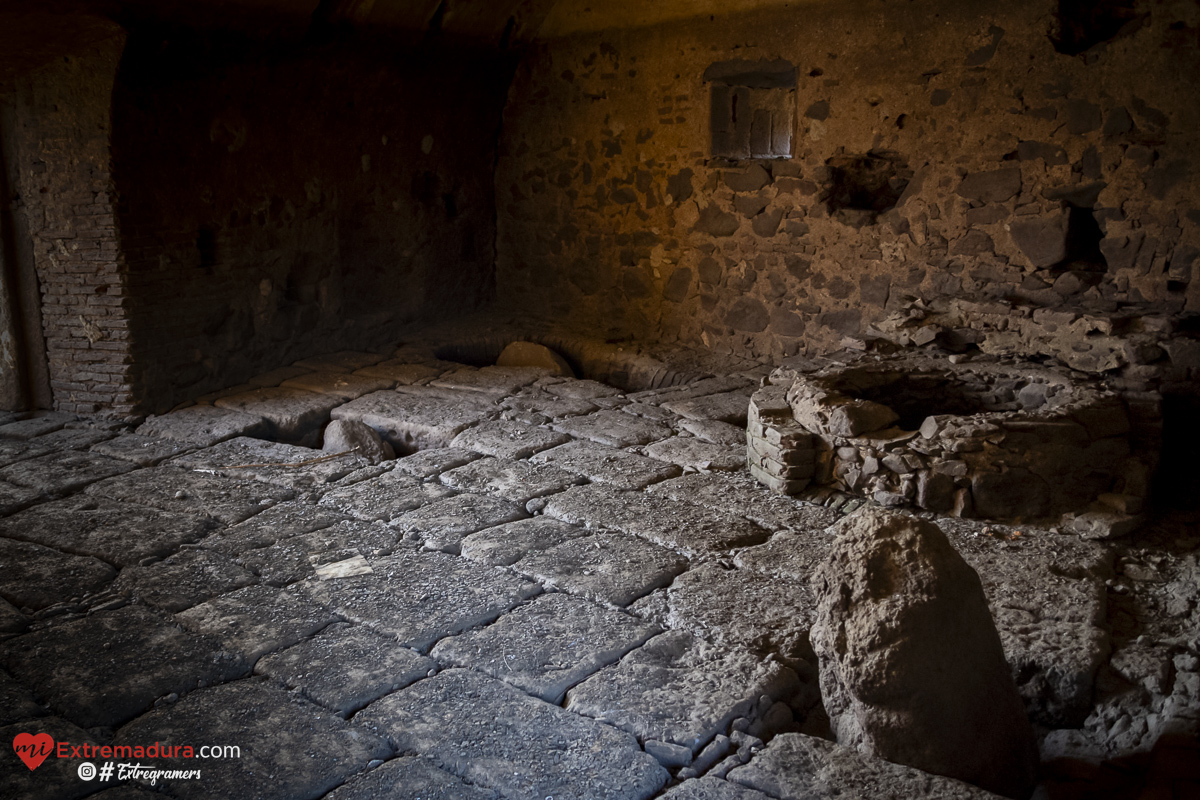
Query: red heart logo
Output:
[[13, 732, 54, 771]]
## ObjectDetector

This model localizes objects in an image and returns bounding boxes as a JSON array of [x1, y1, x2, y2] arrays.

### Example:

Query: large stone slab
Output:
[[678, 419, 747, 446], [280, 371, 394, 400], [325, 756, 500, 800], [662, 390, 755, 425], [115, 679, 391, 799], [632, 562, 817, 664], [136, 405, 271, 447], [566, 631, 800, 754], [28, 426, 115, 451], [0, 495, 217, 567], [392, 493, 529, 554], [237, 520, 400, 586], [439, 456, 585, 504], [391, 446, 483, 478], [729, 734, 1004, 799], [502, 390, 599, 419], [293, 350, 386, 373], [451, 419, 571, 459], [318, 470, 456, 522], [0, 437, 48, 468], [296, 549, 540, 651], [513, 532, 689, 607], [112, 548, 257, 612], [331, 388, 497, 452], [356, 668, 668, 800], [91, 433, 197, 466], [646, 437, 746, 472], [199, 501, 347, 554], [542, 484, 769, 558], [431, 365, 550, 395], [85, 467, 295, 524], [531, 439, 682, 490], [431, 593, 660, 703], [168, 437, 368, 489], [214, 387, 343, 442], [0, 411, 74, 438], [256, 623, 436, 717], [0, 480, 42, 515], [0, 451, 135, 496], [648, 472, 842, 532], [460, 517, 589, 567], [1, 717, 103, 800], [544, 378, 624, 400], [176, 584, 339, 663], [552, 410, 672, 447], [0, 537, 116, 610], [733, 530, 834, 582], [2, 605, 248, 728]]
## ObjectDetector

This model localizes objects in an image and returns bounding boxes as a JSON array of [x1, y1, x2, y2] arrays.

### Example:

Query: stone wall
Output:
[[495, 0, 1200, 394], [0, 30, 134, 416], [112, 31, 516, 414]]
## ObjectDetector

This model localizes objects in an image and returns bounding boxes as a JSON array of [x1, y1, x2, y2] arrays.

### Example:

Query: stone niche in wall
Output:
[[705, 59, 796, 160]]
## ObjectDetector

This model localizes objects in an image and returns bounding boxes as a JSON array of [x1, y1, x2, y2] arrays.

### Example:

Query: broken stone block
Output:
[[296, 549, 540, 651], [647, 473, 841, 533], [86, 467, 294, 524], [114, 680, 390, 799], [0, 495, 217, 567], [321, 419, 395, 464], [679, 419, 747, 446], [439, 456, 585, 504], [542, 484, 769, 558], [502, 389, 599, 419], [1, 717, 104, 800], [135, 405, 271, 447], [176, 584, 338, 663], [0, 451, 135, 496], [2, 605, 248, 728], [0, 537, 116, 611], [956, 167, 1021, 203], [391, 446, 482, 478], [726, 733, 1002, 799], [255, 623, 436, 717], [91, 433, 197, 466], [531, 439, 682, 490], [646, 437, 746, 472], [293, 350, 386, 373], [237, 520, 400, 586], [663, 390, 755, 425], [451, 419, 571, 459], [112, 548, 256, 612], [566, 631, 800, 755], [214, 387, 344, 443], [459, 516, 588, 567], [544, 378, 624, 400], [169, 436, 369, 489], [318, 469, 454, 522], [432, 365, 550, 395], [733, 530, 834, 582], [392, 492, 529, 554], [552, 409, 673, 447], [497, 341, 575, 377], [513, 531, 689, 607], [324, 755, 500, 800], [199, 501, 347, 554], [430, 593, 660, 703], [356, 668, 667, 799], [331, 388, 498, 452], [1009, 209, 1068, 268], [281, 370, 394, 400], [810, 508, 1037, 798]]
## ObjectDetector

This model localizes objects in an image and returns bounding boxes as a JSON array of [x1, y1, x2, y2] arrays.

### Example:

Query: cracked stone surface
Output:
[[279, 371, 394, 400], [199, 501, 347, 554], [0, 412, 74, 438], [237, 520, 400, 586], [318, 470, 456, 521], [502, 389, 599, 419], [552, 409, 673, 447], [0, 451, 135, 496], [0, 537, 116, 610], [646, 437, 746, 472], [135, 405, 271, 447], [0, 495, 217, 567], [0, 480, 42, 515], [726, 733, 1000, 799], [460, 516, 589, 567], [356, 668, 668, 800], [439, 456, 585, 504], [662, 389, 756, 425], [531, 439, 682, 490], [112, 548, 257, 612], [513, 531, 689, 607], [544, 378, 624, 400], [297, 549, 540, 651], [678, 419, 747, 446], [430, 593, 660, 703], [542, 484, 769, 558], [115, 679, 391, 799], [451, 419, 571, 459], [214, 387, 344, 443], [91, 433, 198, 466], [432, 365, 550, 395], [325, 755, 500, 800], [1, 605, 247, 728], [332, 387, 497, 452], [168, 436, 369, 489], [566, 631, 800, 754], [392, 492, 529, 554], [86, 467, 295, 524], [391, 446, 483, 478], [647, 472, 842, 533], [176, 584, 339, 663], [733, 530, 836, 581], [256, 622, 436, 717]]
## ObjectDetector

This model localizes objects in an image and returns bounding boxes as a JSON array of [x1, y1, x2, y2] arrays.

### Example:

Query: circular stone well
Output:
[[748, 355, 1147, 523]]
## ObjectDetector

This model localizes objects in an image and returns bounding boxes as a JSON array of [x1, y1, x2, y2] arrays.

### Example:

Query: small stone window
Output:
[[705, 59, 796, 160]]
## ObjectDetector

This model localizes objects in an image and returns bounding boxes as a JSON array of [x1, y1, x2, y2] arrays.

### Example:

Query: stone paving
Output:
[[1, 346, 1196, 799]]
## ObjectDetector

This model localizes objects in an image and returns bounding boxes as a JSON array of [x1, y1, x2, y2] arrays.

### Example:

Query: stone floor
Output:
[[1, 341, 1198, 800]]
